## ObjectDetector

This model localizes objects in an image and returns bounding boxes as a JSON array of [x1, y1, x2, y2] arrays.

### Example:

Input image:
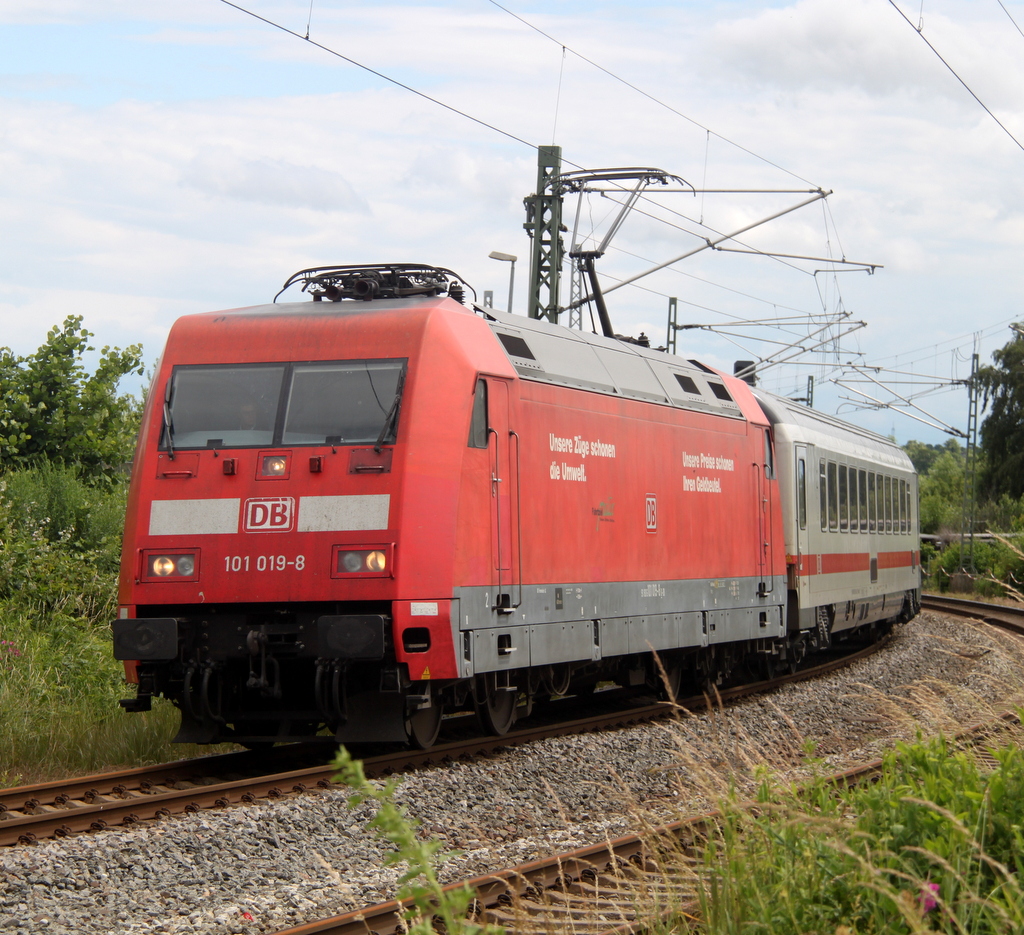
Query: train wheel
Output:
[[406, 703, 444, 749], [476, 673, 517, 736]]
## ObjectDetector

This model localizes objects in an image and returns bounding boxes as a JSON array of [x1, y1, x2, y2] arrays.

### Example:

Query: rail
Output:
[[2, 636, 887, 846]]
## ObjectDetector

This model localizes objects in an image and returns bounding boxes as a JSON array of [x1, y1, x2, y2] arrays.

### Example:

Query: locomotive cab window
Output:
[[468, 379, 489, 449], [161, 359, 407, 450]]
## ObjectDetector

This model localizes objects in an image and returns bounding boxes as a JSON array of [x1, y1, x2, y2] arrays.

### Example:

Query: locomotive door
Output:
[[487, 378, 519, 610], [755, 428, 776, 594]]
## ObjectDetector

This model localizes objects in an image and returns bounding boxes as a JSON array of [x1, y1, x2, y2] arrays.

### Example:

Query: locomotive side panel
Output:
[[449, 363, 788, 678]]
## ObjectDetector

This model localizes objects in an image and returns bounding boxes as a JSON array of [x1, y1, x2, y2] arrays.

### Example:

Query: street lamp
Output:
[[488, 251, 517, 314]]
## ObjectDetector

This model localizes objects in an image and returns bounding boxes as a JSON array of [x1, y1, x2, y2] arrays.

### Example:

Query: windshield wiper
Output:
[[163, 402, 176, 460], [374, 369, 406, 453], [162, 381, 176, 460]]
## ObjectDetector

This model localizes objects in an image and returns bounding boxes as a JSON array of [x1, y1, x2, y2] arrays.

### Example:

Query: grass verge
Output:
[[0, 466, 234, 787], [687, 729, 1024, 935]]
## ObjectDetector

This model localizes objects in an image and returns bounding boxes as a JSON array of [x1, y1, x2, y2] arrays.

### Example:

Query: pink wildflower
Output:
[[918, 882, 940, 913]]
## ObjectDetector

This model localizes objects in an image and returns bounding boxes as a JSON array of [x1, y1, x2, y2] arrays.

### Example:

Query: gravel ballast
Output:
[[3, 610, 1024, 934]]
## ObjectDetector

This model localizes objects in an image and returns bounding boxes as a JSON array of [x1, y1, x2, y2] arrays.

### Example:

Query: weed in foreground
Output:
[[333, 745, 503, 935]]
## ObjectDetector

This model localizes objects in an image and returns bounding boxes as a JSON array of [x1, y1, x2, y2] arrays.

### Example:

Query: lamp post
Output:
[[488, 251, 517, 314]]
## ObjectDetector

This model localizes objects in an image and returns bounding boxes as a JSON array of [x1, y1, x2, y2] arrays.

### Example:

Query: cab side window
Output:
[[467, 380, 489, 449]]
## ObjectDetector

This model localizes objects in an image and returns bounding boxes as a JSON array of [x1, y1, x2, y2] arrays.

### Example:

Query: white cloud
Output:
[[181, 153, 369, 212]]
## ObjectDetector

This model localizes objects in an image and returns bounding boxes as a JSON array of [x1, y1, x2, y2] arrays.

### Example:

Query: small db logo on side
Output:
[[244, 497, 295, 533], [645, 495, 657, 532]]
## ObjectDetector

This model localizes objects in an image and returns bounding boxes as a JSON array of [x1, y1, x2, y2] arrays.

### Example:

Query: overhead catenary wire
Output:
[[483, 0, 819, 187], [218, 0, 850, 350], [996, 0, 1024, 40], [889, 0, 1024, 155], [218, 0, 538, 152]]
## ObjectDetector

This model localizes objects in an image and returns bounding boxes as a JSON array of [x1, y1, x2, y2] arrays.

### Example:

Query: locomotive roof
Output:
[[481, 308, 752, 421], [170, 289, 760, 423]]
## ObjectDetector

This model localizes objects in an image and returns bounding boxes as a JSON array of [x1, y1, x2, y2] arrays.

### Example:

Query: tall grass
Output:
[[689, 732, 1024, 935], [0, 465, 232, 786]]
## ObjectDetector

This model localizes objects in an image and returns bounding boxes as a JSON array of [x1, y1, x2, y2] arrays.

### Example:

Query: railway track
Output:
[[921, 593, 1024, 634], [1, 636, 885, 847], [266, 716, 1024, 935], [263, 595, 1024, 935]]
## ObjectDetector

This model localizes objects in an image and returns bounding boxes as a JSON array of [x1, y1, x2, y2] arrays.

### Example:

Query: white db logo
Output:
[[244, 497, 295, 533], [645, 494, 658, 532]]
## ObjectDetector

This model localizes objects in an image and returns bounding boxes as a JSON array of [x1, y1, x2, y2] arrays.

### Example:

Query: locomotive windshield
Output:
[[161, 359, 406, 450]]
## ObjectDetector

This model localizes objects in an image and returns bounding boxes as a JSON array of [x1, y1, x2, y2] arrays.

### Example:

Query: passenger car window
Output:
[[819, 460, 827, 532], [827, 461, 838, 531]]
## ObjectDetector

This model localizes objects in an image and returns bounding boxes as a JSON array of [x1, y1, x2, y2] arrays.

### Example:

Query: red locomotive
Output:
[[113, 264, 920, 747]]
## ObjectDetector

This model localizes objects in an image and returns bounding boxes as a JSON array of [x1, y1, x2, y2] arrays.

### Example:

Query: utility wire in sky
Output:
[[889, 0, 1024, 155], [218, 0, 538, 151], [996, 0, 1024, 40], [484, 0, 819, 188]]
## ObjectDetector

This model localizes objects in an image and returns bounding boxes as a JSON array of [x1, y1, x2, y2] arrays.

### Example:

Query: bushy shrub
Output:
[[0, 465, 124, 621], [931, 539, 1024, 598]]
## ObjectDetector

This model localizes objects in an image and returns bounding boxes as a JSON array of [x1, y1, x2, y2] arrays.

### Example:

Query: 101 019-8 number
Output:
[[223, 554, 306, 572]]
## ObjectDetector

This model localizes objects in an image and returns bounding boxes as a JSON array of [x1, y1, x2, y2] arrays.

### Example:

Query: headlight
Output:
[[145, 552, 199, 580], [335, 548, 390, 576], [261, 455, 288, 476], [152, 556, 176, 576], [341, 551, 365, 573]]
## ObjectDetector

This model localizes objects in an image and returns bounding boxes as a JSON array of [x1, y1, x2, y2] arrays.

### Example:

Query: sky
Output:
[[2, 0, 1023, 445]]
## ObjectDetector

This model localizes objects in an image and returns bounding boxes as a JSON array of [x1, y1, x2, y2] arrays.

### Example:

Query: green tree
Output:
[[0, 317, 144, 478], [918, 447, 965, 534], [903, 437, 962, 475], [977, 325, 1024, 500]]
